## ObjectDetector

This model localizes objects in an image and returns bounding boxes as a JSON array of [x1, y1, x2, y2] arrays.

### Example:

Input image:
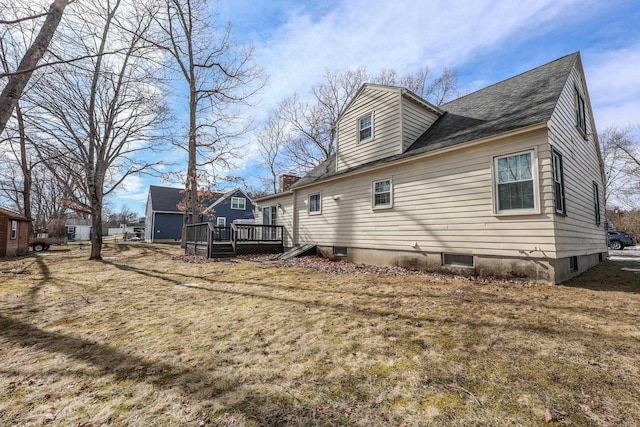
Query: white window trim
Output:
[[372, 178, 393, 210], [10, 220, 18, 240], [574, 86, 587, 136], [230, 196, 246, 210], [492, 149, 540, 216], [357, 112, 374, 144], [216, 217, 226, 226], [308, 192, 322, 215], [262, 206, 277, 226], [551, 148, 566, 215]]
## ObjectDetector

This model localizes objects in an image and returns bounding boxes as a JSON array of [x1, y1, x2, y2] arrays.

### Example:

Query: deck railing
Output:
[[185, 222, 284, 257]]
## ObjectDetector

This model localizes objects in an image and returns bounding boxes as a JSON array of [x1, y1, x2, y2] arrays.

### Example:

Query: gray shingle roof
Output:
[[148, 185, 222, 212], [149, 186, 184, 212], [293, 52, 578, 188]]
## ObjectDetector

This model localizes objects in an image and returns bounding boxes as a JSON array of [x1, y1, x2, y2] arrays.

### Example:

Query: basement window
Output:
[[442, 253, 474, 268], [570, 256, 578, 273], [333, 246, 348, 256]]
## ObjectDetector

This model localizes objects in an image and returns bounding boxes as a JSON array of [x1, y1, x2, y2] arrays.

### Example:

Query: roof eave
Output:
[[254, 190, 293, 202], [292, 121, 549, 191]]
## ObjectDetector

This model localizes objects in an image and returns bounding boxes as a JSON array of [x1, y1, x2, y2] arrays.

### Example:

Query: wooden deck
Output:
[[185, 223, 284, 258]]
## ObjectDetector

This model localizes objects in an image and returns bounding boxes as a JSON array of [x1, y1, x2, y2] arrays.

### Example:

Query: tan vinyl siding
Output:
[[547, 64, 607, 257], [336, 87, 402, 171], [296, 129, 560, 258], [255, 194, 294, 248], [401, 97, 439, 151]]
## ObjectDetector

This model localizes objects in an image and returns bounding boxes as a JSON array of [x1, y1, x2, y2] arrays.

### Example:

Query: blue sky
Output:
[[110, 0, 640, 215]]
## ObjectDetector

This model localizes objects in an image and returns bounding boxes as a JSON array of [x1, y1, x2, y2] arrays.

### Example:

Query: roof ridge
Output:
[[442, 51, 579, 107]]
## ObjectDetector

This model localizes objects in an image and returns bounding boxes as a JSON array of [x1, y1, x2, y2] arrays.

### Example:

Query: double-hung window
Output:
[[575, 88, 587, 134], [495, 151, 535, 212], [10, 220, 18, 240], [231, 196, 246, 210], [358, 113, 373, 142], [373, 179, 392, 208], [552, 149, 566, 214], [308, 193, 321, 215], [592, 181, 601, 226]]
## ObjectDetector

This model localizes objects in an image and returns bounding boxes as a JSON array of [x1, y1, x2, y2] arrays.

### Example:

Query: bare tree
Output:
[[28, 0, 167, 260], [255, 111, 289, 193], [0, 0, 75, 136], [616, 125, 640, 169], [0, 103, 34, 224], [0, 145, 69, 232], [599, 125, 640, 209], [150, 0, 262, 244], [262, 66, 458, 177]]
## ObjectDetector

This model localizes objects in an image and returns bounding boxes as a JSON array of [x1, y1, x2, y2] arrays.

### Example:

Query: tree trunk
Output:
[[16, 103, 33, 236], [181, 58, 199, 249], [89, 195, 103, 260], [0, 0, 71, 135]]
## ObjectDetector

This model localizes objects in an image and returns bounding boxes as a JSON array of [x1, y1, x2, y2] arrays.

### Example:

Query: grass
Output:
[[0, 243, 639, 426]]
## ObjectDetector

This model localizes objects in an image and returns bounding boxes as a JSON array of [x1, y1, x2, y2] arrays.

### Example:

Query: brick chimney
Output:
[[279, 174, 300, 192]]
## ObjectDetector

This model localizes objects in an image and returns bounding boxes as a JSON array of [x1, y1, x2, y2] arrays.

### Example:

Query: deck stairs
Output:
[[210, 243, 235, 258]]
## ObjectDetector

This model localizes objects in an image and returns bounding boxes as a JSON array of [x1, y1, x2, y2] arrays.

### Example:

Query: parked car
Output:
[[607, 230, 637, 250]]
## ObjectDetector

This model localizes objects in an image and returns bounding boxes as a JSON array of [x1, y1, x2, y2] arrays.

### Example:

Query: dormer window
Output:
[[358, 113, 373, 143], [574, 88, 586, 135]]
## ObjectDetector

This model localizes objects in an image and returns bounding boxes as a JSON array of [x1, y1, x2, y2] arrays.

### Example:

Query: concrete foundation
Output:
[[316, 246, 605, 284]]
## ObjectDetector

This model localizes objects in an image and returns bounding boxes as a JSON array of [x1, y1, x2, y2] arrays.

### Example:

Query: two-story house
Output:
[[255, 52, 606, 283], [145, 186, 255, 242]]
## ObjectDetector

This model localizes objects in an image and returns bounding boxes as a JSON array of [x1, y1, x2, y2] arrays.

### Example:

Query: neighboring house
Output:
[[255, 52, 606, 284], [145, 186, 255, 242], [65, 218, 92, 241], [201, 188, 256, 227], [145, 186, 191, 242], [0, 207, 31, 257], [106, 219, 145, 239]]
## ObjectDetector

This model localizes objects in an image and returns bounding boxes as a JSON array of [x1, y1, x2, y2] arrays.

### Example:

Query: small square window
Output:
[[216, 217, 226, 226], [358, 113, 372, 142], [333, 246, 348, 256], [231, 197, 246, 210], [373, 179, 392, 208], [308, 193, 321, 215]]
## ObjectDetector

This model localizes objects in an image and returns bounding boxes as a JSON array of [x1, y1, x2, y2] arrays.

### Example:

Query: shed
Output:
[[0, 207, 32, 257]]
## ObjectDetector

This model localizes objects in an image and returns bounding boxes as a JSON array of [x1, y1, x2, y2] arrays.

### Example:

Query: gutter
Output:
[[254, 190, 293, 203]]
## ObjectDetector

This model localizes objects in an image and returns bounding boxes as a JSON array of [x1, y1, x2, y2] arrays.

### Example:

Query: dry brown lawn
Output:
[[0, 243, 639, 426]]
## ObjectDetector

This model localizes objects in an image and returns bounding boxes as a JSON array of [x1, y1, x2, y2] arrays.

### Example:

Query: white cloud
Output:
[[111, 175, 147, 204], [233, 0, 588, 177], [254, 0, 582, 114], [584, 42, 640, 130]]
